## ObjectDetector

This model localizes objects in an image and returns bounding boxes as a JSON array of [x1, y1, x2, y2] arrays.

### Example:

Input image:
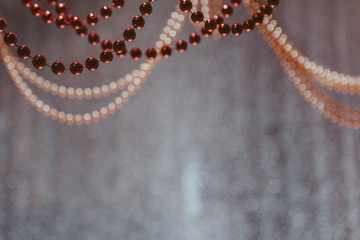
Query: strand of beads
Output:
[[1, 9, 186, 100], [0, 7, 187, 125], [0, 1, 159, 75], [246, 0, 360, 95], [245, 0, 360, 128]]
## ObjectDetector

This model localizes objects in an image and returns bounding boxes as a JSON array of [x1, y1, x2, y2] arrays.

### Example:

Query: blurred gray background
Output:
[[1, 0, 360, 239]]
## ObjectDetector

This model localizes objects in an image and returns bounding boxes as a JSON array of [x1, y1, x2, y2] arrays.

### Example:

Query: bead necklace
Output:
[[245, 0, 360, 128], [1, 1, 159, 75], [0, 7, 187, 125]]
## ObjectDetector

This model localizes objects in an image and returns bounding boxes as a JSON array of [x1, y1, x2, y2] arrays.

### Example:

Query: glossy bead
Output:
[[243, 19, 255, 32], [213, 15, 223, 26], [21, 0, 33, 7], [231, 23, 243, 35], [32, 55, 47, 69], [160, 46, 172, 58], [17, 45, 31, 59], [0, 18, 7, 32], [87, 13, 98, 26], [100, 50, 114, 63], [55, 2, 67, 15], [222, 4, 233, 18], [88, 33, 100, 45], [268, 0, 279, 8], [69, 62, 83, 75], [113, 0, 125, 8], [101, 40, 112, 50], [230, 0, 242, 7], [30, 3, 43, 17], [260, 4, 273, 16], [145, 48, 157, 60], [139, 2, 152, 15], [130, 48, 142, 60], [132, 15, 145, 29], [55, 15, 67, 28], [201, 27, 212, 37], [204, 18, 217, 32], [85, 57, 99, 71], [189, 32, 201, 46], [116, 48, 127, 58], [76, 26, 88, 36], [71, 16, 83, 29], [176, 40, 187, 52], [47, 0, 57, 5], [179, 0, 192, 12], [218, 23, 231, 36], [113, 40, 126, 54], [4, 33, 17, 46], [100, 6, 112, 18], [191, 11, 204, 24], [252, 13, 264, 25], [42, 11, 54, 24], [123, 28, 136, 41], [51, 61, 65, 75]]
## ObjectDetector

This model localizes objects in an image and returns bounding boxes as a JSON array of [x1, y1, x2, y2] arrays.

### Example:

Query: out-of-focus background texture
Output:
[[1, 0, 360, 239]]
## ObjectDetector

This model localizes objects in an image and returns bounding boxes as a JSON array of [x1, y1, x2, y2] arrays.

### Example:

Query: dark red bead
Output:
[[160, 46, 172, 58], [51, 61, 65, 75], [139, 2, 152, 15], [101, 40, 112, 50], [218, 23, 231, 36], [21, 0, 33, 7], [113, 0, 125, 8], [0, 18, 7, 32], [42, 11, 54, 24], [100, 50, 114, 63], [222, 4, 233, 18], [179, 0, 192, 12], [32, 55, 47, 69], [230, 0, 242, 7], [76, 25, 88, 36], [231, 23, 243, 35], [191, 11, 204, 24], [201, 27, 212, 37], [86, 13, 98, 26], [113, 40, 126, 54], [213, 15, 223, 26], [123, 28, 136, 41], [55, 15, 67, 28], [85, 57, 99, 71], [88, 33, 100, 45], [69, 62, 83, 75], [132, 16, 145, 29], [130, 48, 142, 60], [252, 13, 264, 25], [189, 32, 201, 46], [204, 18, 217, 32], [268, 0, 279, 8], [71, 16, 83, 29], [260, 4, 273, 16], [4, 33, 17, 46], [176, 40, 187, 52], [116, 48, 127, 58], [55, 2, 67, 15], [145, 48, 157, 60], [100, 6, 112, 18], [30, 3, 43, 17], [17, 45, 31, 59], [47, 0, 57, 5], [243, 19, 255, 32]]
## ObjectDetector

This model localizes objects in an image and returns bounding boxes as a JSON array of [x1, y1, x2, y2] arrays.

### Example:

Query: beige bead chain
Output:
[[0, 8, 186, 100], [244, 0, 360, 95], [245, 0, 360, 129], [0, 7, 187, 126]]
